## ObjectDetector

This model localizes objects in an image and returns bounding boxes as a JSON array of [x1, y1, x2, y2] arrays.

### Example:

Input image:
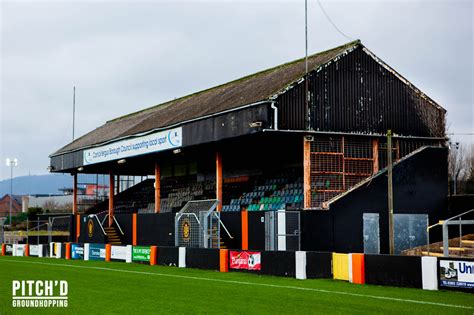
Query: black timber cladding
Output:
[[50, 41, 446, 172], [277, 46, 445, 137]]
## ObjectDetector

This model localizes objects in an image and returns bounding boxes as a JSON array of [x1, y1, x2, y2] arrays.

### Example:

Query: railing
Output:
[[427, 209, 474, 257], [101, 214, 125, 236], [212, 212, 233, 240]]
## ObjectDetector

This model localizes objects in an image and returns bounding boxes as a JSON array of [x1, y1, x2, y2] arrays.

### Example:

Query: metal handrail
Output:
[[88, 215, 107, 236], [27, 222, 49, 232], [445, 209, 474, 223], [426, 209, 474, 256], [101, 214, 125, 236], [113, 216, 124, 236], [212, 212, 233, 239], [101, 214, 108, 226]]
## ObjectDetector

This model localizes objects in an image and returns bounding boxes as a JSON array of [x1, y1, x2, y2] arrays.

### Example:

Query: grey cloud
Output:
[[1, 0, 472, 180]]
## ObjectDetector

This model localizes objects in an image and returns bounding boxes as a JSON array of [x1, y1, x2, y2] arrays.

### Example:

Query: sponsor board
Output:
[[132, 246, 151, 262], [83, 127, 182, 165], [13, 245, 26, 257], [5, 244, 13, 255], [89, 244, 106, 261], [111, 246, 128, 261], [29, 245, 39, 257], [439, 259, 474, 289], [71, 244, 84, 260], [229, 251, 261, 271]]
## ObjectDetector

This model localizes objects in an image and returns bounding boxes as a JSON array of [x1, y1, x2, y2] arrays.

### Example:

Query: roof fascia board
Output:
[[50, 100, 272, 157], [262, 129, 447, 141]]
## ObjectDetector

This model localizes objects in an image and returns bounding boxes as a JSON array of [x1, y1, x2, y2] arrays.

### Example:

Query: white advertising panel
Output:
[[111, 246, 128, 261], [29, 245, 39, 256], [83, 127, 182, 165]]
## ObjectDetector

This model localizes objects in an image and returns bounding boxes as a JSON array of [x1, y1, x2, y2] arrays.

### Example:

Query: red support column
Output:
[[372, 139, 379, 174], [241, 211, 248, 250], [76, 215, 80, 243], [73, 173, 78, 214], [150, 246, 157, 265], [132, 213, 137, 246], [303, 137, 311, 209], [155, 163, 161, 213], [108, 173, 114, 227], [216, 151, 223, 211], [219, 249, 229, 272], [105, 244, 111, 262]]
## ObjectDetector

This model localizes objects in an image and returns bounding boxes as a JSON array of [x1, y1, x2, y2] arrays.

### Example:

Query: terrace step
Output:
[[105, 226, 122, 245], [421, 251, 443, 257], [439, 247, 474, 252]]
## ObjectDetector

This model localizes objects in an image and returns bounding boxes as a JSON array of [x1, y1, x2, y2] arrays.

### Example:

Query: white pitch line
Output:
[[0, 259, 472, 310]]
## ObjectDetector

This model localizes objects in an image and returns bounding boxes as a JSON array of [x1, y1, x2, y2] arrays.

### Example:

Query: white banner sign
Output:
[[111, 246, 128, 261], [83, 127, 182, 165], [29, 245, 39, 256], [13, 245, 26, 257]]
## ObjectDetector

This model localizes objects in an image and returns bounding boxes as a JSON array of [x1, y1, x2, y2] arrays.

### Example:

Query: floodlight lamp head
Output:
[[6, 158, 18, 166]]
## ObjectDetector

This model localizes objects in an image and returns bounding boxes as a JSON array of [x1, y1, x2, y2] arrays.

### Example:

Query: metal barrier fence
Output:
[[265, 210, 301, 251]]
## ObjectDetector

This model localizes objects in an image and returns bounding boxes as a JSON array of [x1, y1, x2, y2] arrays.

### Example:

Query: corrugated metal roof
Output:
[[52, 40, 361, 156]]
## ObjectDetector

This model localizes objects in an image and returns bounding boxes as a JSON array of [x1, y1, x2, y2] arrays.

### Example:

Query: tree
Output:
[[42, 199, 59, 212], [448, 141, 472, 194]]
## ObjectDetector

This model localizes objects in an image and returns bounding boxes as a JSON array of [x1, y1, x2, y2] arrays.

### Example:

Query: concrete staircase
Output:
[[104, 226, 122, 245], [210, 227, 226, 249], [402, 234, 474, 258]]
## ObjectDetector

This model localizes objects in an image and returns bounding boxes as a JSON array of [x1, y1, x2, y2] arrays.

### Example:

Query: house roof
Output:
[[52, 40, 362, 156], [1, 194, 23, 205]]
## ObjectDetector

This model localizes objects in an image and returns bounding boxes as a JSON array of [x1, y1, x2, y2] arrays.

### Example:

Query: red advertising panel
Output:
[[229, 251, 261, 271]]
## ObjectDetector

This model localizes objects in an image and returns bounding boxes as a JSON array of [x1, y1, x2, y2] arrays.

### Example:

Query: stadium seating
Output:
[[88, 173, 303, 214], [221, 178, 304, 212]]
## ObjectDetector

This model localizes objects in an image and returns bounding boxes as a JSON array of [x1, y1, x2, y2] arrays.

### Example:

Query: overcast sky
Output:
[[0, 0, 472, 180]]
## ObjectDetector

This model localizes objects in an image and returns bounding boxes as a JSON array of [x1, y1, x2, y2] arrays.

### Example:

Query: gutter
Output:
[[270, 101, 278, 130]]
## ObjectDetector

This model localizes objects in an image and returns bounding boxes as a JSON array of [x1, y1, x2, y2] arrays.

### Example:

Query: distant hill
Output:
[[0, 174, 72, 196]]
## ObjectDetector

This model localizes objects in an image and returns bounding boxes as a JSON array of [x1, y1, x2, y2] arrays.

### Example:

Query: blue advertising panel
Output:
[[71, 244, 84, 260], [89, 244, 106, 261]]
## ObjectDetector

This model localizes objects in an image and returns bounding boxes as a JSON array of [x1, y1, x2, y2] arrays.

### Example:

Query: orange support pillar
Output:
[[73, 173, 78, 214], [1, 244, 5, 256], [25, 244, 29, 257], [105, 244, 111, 262], [220, 249, 229, 272], [372, 139, 379, 174], [132, 213, 137, 246], [150, 246, 157, 265], [108, 173, 114, 227], [303, 137, 311, 209], [216, 151, 223, 211], [241, 210, 248, 250], [65, 243, 71, 260], [351, 253, 365, 284], [155, 163, 161, 213], [76, 214, 80, 243]]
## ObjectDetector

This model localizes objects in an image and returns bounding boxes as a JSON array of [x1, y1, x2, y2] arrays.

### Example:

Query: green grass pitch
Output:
[[0, 256, 472, 314]]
